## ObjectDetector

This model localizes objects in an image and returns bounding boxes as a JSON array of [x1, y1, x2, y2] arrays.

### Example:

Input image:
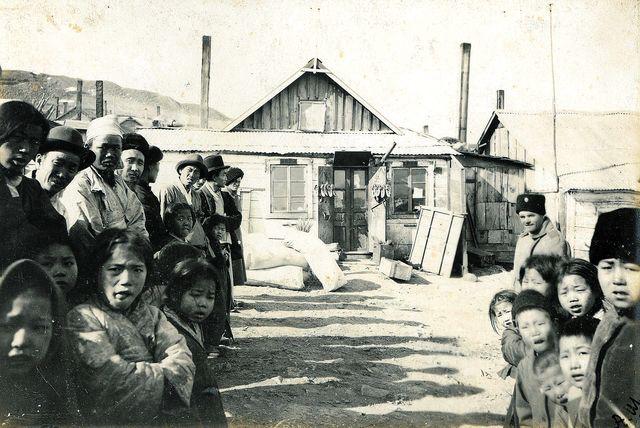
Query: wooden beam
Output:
[[76, 79, 82, 120], [200, 35, 211, 128], [95, 80, 104, 118]]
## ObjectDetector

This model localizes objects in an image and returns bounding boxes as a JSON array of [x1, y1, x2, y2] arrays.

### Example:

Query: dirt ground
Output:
[[211, 261, 515, 428]]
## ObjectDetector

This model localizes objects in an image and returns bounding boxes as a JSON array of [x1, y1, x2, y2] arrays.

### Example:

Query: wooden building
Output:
[[476, 111, 640, 260], [139, 58, 463, 259]]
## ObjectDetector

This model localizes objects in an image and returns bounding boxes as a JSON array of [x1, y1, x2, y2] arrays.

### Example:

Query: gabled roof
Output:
[[222, 58, 401, 134], [477, 111, 640, 191], [137, 127, 457, 157]]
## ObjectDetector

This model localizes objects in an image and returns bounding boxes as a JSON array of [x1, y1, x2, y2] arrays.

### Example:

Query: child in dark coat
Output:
[[578, 208, 640, 428], [0, 259, 74, 425], [512, 289, 562, 427], [162, 259, 228, 427]]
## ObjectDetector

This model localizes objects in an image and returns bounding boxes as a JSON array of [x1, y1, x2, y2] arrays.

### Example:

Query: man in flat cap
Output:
[[158, 153, 208, 248], [34, 125, 95, 200], [118, 133, 149, 190], [134, 145, 170, 252], [57, 115, 147, 257], [512, 193, 569, 290]]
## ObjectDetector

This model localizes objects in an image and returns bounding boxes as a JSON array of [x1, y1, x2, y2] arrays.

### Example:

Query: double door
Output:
[[333, 168, 368, 251]]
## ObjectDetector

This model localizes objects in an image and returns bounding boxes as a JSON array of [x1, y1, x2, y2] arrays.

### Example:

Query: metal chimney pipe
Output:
[[96, 80, 104, 118], [497, 90, 505, 109], [200, 35, 212, 129], [423, 125, 429, 134], [54, 97, 59, 118], [156, 105, 161, 116], [457, 43, 471, 143], [76, 79, 83, 120]]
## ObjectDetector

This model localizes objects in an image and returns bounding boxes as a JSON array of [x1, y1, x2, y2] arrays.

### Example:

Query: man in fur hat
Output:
[[512, 193, 569, 290], [56, 116, 147, 258], [117, 133, 149, 190]]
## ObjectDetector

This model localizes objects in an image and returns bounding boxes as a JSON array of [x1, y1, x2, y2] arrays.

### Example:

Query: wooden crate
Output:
[[379, 257, 413, 281]]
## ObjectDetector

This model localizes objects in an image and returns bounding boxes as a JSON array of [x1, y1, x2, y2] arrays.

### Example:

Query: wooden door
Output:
[[333, 168, 368, 251]]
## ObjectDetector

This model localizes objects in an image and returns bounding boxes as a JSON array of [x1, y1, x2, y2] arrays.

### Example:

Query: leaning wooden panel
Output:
[[440, 215, 465, 277], [421, 211, 452, 273], [409, 208, 435, 265]]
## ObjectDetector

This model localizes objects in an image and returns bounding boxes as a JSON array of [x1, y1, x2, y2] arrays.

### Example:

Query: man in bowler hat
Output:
[[512, 193, 569, 290]]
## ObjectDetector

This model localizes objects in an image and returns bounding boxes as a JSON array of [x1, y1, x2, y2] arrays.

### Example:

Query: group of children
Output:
[[0, 99, 245, 425], [489, 208, 639, 428]]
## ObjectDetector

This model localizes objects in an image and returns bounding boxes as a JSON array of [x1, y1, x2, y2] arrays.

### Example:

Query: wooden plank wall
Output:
[[467, 165, 526, 264], [234, 73, 392, 132], [489, 126, 528, 164]]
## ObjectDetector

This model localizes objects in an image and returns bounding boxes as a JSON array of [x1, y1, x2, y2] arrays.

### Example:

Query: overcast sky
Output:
[[2, 0, 638, 142]]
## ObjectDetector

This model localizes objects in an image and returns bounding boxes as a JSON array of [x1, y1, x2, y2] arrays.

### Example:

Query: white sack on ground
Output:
[[245, 266, 305, 290], [244, 233, 309, 270], [283, 230, 347, 292]]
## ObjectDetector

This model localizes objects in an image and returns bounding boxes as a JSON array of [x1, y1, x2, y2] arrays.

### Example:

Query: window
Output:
[[270, 165, 307, 213], [298, 101, 326, 132], [393, 167, 428, 213]]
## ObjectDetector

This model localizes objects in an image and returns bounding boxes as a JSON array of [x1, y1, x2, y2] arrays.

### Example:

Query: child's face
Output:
[[493, 301, 513, 334], [558, 334, 592, 389], [213, 222, 226, 241], [558, 274, 596, 317], [99, 244, 147, 311], [0, 289, 52, 375], [0, 125, 44, 175], [35, 243, 78, 293], [538, 364, 572, 406], [178, 279, 216, 323], [521, 268, 551, 296], [171, 209, 193, 239], [516, 308, 555, 353], [597, 258, 640, 309]]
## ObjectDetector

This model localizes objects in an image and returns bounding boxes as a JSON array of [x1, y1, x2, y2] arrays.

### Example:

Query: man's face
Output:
[[558, 334, 592, 389], [516, 308, 554, 353], [597, 258, 640, 309], [538, 364, 572, 406], [179, 165, 200, 188], [519, 211, 545, 235], [212, 169, 227, 187], [90, 135, 122, 171], [120, 149, 145, 184], [35, 150, 81, 194], [0, 125, 44, 175]]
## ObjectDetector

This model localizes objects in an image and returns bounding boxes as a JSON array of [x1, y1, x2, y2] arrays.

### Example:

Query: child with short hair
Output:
[[65, 228, 195, 424], [552, 258, 603, 321], [162, 259, 227, 426], [0, 259, 72, 424], [164, 202, 198, 244], [534, 350, 581, 428], [578, 208, 640, 428], [519, 254, 563, 297], [512, 289, 561, 427]]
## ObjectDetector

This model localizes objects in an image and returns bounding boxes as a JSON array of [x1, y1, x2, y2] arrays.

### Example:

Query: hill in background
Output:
[[0, 69, 230, 129]]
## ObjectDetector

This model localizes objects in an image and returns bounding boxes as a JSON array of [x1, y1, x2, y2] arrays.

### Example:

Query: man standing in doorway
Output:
[[512, 193, 569, 290]]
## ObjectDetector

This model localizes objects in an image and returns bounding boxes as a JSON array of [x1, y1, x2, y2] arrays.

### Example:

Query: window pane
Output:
[[394, 198, 409, 212], [271, 166, 287, 181], [353, 189, 366, 209], [272, 182, 287, 197], [290, 198, 305, 211], [353, 170, 365, 188], [290, 181, 305, 197], [334, 170, 345, 189], [298, 101, 326, 132], [290, 166, 305, 181], [411, 168, 426, 183], [394, 168, 409, 185], [334, 190, 345, 209], [411, 182, 426, 209], [272, 197, 288, 212]]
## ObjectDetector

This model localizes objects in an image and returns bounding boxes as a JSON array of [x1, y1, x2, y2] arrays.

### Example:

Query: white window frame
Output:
[[266, 159, 313, 219]]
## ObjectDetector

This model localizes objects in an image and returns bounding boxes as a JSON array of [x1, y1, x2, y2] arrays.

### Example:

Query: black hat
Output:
[[175, 154, 207, 177], [203, 154, 230, 177], [147, 146, 163, 165], [589, 208, 640, 265], [122, 133, 149, 159], [225, 167, 244, 185], [41, 125, 96, 170], [512, 289, 554, 318], [516, 193, 546, 215]]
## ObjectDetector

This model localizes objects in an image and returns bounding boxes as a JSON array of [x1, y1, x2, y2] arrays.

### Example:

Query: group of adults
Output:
[[0, 101, 246, 294]]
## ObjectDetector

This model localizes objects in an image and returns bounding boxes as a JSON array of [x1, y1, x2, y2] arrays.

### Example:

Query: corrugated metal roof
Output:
[[480, 111, 640, 191], [136, 128, 458, 157]]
